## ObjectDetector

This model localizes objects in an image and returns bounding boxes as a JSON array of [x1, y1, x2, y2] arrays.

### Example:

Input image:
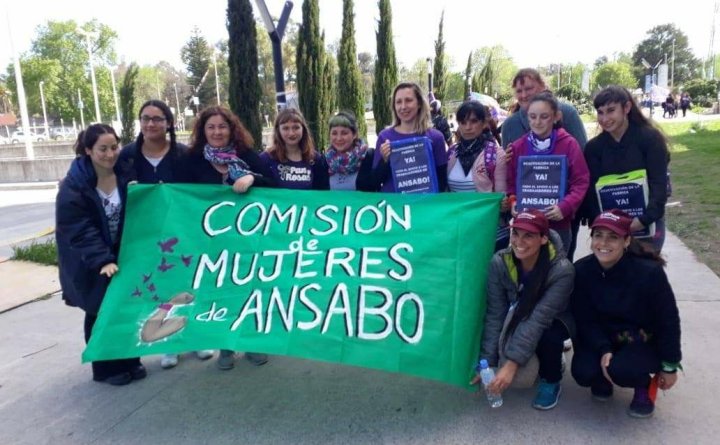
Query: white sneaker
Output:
[[195, 350, 214, 360], [160, 354, 179, 369]]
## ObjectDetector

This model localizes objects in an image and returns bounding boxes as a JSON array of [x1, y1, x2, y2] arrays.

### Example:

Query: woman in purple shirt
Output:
[[372, 82, 448, 192], [260, 108, 329, 190]]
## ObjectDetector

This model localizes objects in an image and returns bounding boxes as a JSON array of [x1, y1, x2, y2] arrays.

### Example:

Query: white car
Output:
[[9, 130, 45, 143]]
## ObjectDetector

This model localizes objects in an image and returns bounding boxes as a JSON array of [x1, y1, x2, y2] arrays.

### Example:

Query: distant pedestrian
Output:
[[118, 99, 214, 370], [680, 92, 691, 117], [580, 86, 670, 253], [56, 124, 146, 386], [429, 97, 454, 146], [571, 209, 682, 418]]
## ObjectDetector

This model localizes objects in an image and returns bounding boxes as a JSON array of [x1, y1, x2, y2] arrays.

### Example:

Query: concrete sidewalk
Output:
[[0, 229, 718, 445]]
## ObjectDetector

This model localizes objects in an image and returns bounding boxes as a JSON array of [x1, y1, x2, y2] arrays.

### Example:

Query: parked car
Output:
[[9, 130, 45, 143], [49, 126, 76, 140], [0, 135, 9, 145]]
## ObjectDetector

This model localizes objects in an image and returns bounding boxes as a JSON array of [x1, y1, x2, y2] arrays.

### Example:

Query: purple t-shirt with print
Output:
[[260, 151, 315, 190], [373, 127, 448, 192]]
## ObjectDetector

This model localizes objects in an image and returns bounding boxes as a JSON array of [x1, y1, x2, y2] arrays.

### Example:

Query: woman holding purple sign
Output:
[[372, 82, 448, 193], [506, 91, 589, 253], [260, 108, 330, 191], [580, 86, 670, 253]]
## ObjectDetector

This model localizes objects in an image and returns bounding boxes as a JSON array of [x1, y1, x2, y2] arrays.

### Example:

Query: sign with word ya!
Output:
[[389, 137, 439, 193], [596, 169, 654, 238], [516, 155, 567, 210], [83, 185, 501, 387]]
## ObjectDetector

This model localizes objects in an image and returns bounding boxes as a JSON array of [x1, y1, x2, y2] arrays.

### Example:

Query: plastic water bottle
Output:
[[477, 359, 503, 408]]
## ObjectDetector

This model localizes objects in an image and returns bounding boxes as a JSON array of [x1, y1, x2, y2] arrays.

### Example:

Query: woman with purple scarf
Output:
[[325, 111, 378, 192]]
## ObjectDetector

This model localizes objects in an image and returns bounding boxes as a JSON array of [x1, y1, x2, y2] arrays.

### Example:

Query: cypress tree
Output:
[[227, 0, 262, 147], [464, 52, 472, 99], [320, 45, 337, 150], [296, 0, 324, 149], [119, 63, 139, 145], [372, 0, 397, 131], [433, 11, 447, 102], [337, 0, 366, 139]]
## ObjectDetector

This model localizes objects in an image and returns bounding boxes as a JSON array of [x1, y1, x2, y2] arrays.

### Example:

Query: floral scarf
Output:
[[325, 140, 369, 176], [203, 144, 252, 184]]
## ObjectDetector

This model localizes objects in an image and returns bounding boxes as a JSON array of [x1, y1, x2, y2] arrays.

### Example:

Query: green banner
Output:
[[83, 184, 501, 388]]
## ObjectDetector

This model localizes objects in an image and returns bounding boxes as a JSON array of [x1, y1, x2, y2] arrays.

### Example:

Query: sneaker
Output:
[[532, 379, 562, 410], [628, 385, 655, 418], [94, 372, 132, 386], [244, 352, 269, 366], [195, 350, 214, 360], [217, 350, 235, 370], [160, 354, 179, 369], [563, 338, 573, 352], [591, 380, 613, 402], [130, 364, 147, 380]]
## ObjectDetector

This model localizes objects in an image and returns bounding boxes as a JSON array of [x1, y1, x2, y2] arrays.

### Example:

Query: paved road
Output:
[[0, 193, 56, 259]]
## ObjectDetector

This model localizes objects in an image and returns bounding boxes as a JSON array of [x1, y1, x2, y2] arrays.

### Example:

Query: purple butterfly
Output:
[[143, 273, 152, 283], [152, 295, 159, 301], [158, 237, 179, 253], [147, 283, 156, 292], [131, 287, 142, 298], [158, 257, 175, 272], [181, 254, 193, 267]]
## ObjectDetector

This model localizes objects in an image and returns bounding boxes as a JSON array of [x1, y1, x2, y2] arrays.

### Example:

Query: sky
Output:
[[2, 0, 719, 73]]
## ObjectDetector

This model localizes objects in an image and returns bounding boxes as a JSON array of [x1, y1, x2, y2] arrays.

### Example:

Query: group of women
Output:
[[55, 68, 681, 419]]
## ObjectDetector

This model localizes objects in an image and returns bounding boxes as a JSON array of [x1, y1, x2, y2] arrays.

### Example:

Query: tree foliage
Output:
[[432, 11, 447, 102], [296, 0, 325, 148], [337, 0, 366, 139], [464, 52, 472, 100], [470, 45, 517, 102], [372, 0, 398, 130], [119, 63, 139, 144], [227, 0, 262, 146], [683, 78, 719, 106], [632, 23, 700, 86], [181, 27, 215, 110], [592, 61, 637, 90], [320, 45, 337, 150]]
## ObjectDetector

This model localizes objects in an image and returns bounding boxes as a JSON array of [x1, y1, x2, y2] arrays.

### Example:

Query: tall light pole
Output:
[[6, 6, 34, 159], [78, 89, 86, 129], [109, 67, 121, 124], [39, 81, 49, 137], [671, 38, 676, 89], [76, 27, 102, 123], [254, 0, 293, 110], [173, 82, 183, 131], [426, 57, 433, 95], [213, 50, 221, 105]]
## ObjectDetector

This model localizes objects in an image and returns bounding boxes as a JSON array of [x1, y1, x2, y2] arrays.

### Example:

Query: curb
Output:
[[0, 182, 58, 191]]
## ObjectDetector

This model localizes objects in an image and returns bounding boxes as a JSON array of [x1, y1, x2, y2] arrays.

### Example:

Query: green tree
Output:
[[632, 24, 700, 86], [255, 22, 277, 125], [119, 63, 139, 144], [319, 44, 337, 150], [227, 0, 262, 146], [592, 61, 637, 89], [470, 45, 517, 102], [296, 0, 325, 147], [5, 20, 118, 123], [372, 0, 398, 130], [181, 27, 214, 110], [432, 11, 447, 102], [337, 0, 366, 139], [463, 52, 472, 100], [683, 78, 719, 106]]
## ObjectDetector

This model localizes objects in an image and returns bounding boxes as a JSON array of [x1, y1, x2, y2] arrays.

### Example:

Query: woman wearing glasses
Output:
[[118, 100, 214, 370]]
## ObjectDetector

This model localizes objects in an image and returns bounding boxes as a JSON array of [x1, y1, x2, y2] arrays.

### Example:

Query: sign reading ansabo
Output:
[[84, 185, 501, 387]]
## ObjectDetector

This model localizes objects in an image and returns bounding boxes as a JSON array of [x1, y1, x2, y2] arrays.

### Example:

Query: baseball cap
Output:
[[510, 209, 549, 235], [591, 209, 633, 237]]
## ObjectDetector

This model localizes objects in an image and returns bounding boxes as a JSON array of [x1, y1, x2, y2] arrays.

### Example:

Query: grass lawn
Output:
[[12, 239, 58, 266], [657, 120, 720, 275]]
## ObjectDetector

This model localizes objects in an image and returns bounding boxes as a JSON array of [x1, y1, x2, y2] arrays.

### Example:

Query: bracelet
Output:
[[159, 303, 173, 311]]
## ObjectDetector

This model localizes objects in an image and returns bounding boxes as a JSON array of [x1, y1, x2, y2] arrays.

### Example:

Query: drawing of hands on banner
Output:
[[140, 291, 195, 343]]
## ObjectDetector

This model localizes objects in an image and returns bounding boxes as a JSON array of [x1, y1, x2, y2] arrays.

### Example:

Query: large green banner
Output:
[[84, 184, 501, 387]]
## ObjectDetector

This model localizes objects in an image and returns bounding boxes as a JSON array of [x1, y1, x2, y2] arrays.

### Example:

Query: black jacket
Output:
[[178, 148, 276, 187], [581, 123, 669, 226], [56, 156, 134, 315], [118, 140, 188, 184], [571, 253, 681, 364]]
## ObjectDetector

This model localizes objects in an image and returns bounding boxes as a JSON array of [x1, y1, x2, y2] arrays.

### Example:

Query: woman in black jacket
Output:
[[56, 124, 145, 386], [571, 209, 682, 418], [179, 105, 275, 371]]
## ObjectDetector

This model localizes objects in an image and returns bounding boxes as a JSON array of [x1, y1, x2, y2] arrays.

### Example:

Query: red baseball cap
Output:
[[510, 209, 549, 236], [591, 209, 633, 237]]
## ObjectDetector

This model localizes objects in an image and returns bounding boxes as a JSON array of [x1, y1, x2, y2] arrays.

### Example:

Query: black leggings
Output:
[[535, 319, 570, 384], [571, 341, 661, 389], [84, 313, 142, 380]]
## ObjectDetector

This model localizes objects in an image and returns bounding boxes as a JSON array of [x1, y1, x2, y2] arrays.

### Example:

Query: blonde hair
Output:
[[391, 82, 431, 134]]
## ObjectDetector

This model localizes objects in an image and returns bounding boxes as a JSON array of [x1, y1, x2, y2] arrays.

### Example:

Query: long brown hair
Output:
[[189, 106, 254, 155], [266, 108, 317, 163]]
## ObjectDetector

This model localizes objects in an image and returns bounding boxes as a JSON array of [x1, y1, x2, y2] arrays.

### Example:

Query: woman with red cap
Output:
[[475, 209, 574, 410], [571, 209, 682, 418]]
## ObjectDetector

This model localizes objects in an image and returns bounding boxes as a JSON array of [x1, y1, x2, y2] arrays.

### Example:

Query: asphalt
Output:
[[1, 196, 720, 444]]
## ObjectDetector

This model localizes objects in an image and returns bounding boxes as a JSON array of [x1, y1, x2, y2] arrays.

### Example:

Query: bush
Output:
[[683, 78, 719, 107], [12, 239, 58, 266]]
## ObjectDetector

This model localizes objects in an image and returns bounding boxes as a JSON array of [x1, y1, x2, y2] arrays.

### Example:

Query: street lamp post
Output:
[[78, 89, 86, 129], [76, 27, 102, 123], [671, 38, 676, 89], [109, 68, 121, 125], [254, 0, 293, 110], [213, 50, 221, 105], [173, 82, 183, 131], [641, 58, 663, 119], [426, 57, 433, 95], [39, 81, 49, 138]]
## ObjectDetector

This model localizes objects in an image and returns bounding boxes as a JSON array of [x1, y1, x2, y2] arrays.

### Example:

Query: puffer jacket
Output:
[[56, 156, 133, 315], [481, 230, 575, 366]]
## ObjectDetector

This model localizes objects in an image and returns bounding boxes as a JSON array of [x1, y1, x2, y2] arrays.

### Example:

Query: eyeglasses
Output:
[[140, 116, 167, 124]]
